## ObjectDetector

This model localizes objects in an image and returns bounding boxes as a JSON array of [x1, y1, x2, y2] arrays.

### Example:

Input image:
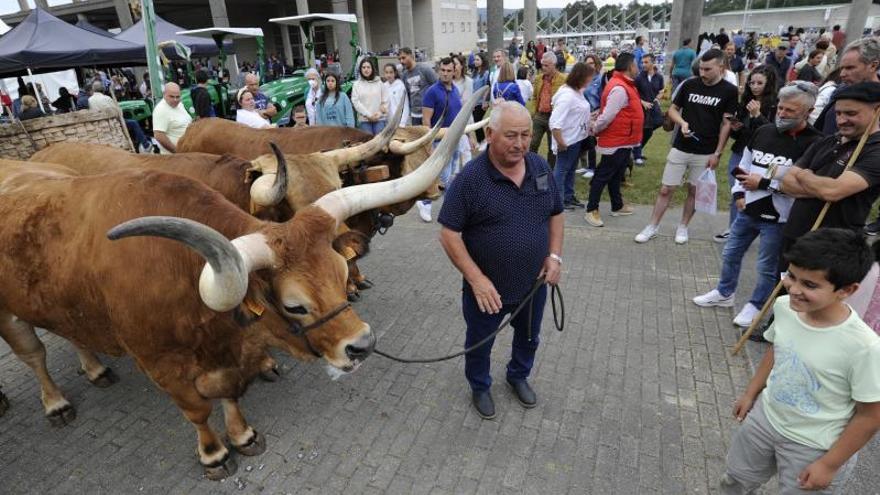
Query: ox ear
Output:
[[249, 143, 289, 207]]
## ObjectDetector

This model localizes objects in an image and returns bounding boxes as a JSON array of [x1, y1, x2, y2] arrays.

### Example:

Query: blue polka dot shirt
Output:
[[438, 150, 563, 304]]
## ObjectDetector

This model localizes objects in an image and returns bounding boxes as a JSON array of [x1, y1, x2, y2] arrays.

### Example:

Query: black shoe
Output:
[[471, 390, 496, 419], [506, 379, 537, 408], [865, 220, 880, 236], [563, 202, 576, 210], [569, 198, 585, 208]]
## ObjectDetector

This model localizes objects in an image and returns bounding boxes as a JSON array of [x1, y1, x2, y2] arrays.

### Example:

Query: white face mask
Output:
[[308, 79, 318, 89]]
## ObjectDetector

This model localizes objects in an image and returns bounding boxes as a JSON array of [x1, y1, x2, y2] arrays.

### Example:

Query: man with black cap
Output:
[[782, 81, 880, 250], [765, 44, 792, 90]]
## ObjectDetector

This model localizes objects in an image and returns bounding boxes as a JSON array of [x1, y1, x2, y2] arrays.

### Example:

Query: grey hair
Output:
[[778, 81, 817, 109], [305, 68, 319, 78], [91, 81, 104, 94], [541, 52, 557, 64], [843, 37, 880, 65], [488, 101, 532, 130]]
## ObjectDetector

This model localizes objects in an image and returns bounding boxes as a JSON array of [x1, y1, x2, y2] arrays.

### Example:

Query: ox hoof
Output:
[[232, 430, 266, 456], [46, 403, 76, 427], [258, 367, 281, 382], [347, 291, 361, 302], [0, 392, 9, 417], [89, 367, 120, 388], [355, 279, 374, 290], [203, 453, 238, 481]]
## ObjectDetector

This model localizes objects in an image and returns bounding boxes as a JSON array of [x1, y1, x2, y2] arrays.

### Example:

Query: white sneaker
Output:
[[582, 169, 595, 179], [733, 303, 760, 327], [674, 225, 689, 244], [634, 224, 659, 243], [575, 167, 588, 174], [138, 142, 152, 154], [417, 200, 432, 222], [693, 289, 735, 308]]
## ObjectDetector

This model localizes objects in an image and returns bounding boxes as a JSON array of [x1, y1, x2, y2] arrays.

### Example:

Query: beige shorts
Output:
[[661, 147, 712, 186]]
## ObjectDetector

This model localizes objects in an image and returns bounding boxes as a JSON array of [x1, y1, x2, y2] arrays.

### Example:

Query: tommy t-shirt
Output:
[[763, 296, 880, 450], [784, 132, 880, 240], [672, 77, 738, 155]]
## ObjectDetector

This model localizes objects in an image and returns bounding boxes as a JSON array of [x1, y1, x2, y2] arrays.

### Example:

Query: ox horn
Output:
[[249, 142, 290, 207], [108, 217, 274, 312], [313, 86, 489, 224], [435, 116, 490, 140], [323, 92, 406, 170], [388, 117, 443, 155]]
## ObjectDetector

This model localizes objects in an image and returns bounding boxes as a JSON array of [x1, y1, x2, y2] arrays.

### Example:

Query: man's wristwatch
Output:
[[548, 253, 562, 265], [712, 151, 722, 158]]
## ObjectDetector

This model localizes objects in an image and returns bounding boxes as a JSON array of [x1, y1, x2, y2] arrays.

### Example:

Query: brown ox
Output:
[[0, 87, 482, 478]]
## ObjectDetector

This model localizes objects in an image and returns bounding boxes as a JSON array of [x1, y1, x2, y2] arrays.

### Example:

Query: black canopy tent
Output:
[[114, 15, 234, 59], [0, 8, 146, 77], [74, 19, 114, 38]]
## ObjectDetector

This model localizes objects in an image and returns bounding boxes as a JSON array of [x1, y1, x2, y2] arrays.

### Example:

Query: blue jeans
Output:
[[125, 119, 150, 149], [462, 285, 547, 392], [717, 214, 784, 308], [422, 141, 459, 205], [632, 127, 655, 161], [727, 152, 744, 226], [358, 120, 386, 135], [553, 140, 582, 204]]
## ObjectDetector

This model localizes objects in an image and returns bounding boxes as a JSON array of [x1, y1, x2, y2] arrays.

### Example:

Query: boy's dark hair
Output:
[[516, 66, 528, 80], [614, 52, 635, 72], [293, 104, 305, 113], [642, 53, 655, 62], [195, 69, 209, 84], [701, 48, 725, 64], [683, 38, 692, 46], [400, 47, 413, 56], [785, 229, 873, 289], [808, 49, 823, 60]]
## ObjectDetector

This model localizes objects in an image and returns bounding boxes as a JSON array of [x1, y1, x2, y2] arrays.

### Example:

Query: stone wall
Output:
[[0, 108, 133, 161]]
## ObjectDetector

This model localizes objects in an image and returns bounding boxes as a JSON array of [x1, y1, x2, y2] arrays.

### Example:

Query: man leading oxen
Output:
[[0, 87, 486, 478]]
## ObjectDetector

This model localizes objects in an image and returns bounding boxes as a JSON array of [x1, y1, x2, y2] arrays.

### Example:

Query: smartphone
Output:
[[733, 166, 748, 176]]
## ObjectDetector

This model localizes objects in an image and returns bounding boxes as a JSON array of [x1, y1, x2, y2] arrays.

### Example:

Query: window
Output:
[[441, 22, 446, 33], [461, 22, 465, 32]]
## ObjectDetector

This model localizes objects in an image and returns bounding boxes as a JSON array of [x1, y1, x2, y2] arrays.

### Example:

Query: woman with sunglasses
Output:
[[714, 65, 778, 243]]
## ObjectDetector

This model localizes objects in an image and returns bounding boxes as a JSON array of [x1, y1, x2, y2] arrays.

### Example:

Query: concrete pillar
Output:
[[353, 0, 369, 53], [296, 0, 311, 64], [396, 0, 415, 49], [665, 0, 703, 78], [523, 0, 537, 45], [17, 0, 29, 11], [487, 0, 504, 52], [278, 5, 294, 68], [208, 0, 230, 27], [845, 0, 872, 47], [34, 0, 49, 9], [113, 0, 133, 29], [331, 0, 354, 73]]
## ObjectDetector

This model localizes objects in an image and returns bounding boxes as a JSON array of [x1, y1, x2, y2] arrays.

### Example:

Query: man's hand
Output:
[[738, 173, 762, 191], [541, 256, 562, 286], [798, 459, 837, 491], [471, 275, 502, 314], [641, 100, 653, 110], [262, 105, 278, 119], [680, 122, 691, 137], [732, 394, 754, 422], [707, 154, 720, 170], [735, 197, 746, 211], [557, 142, 568, 153], [730, 121, 744, 131]]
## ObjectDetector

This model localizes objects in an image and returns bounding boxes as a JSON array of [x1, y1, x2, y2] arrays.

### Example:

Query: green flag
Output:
[[141, 0, 164, 104]]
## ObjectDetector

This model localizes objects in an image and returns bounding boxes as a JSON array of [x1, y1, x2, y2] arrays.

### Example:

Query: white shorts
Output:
[[661, 147, 712, 186]]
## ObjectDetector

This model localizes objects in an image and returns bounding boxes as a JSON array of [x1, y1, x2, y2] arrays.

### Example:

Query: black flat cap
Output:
[[832, 81, 880, 104]]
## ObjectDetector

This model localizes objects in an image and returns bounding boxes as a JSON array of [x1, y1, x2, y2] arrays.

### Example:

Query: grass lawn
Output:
[[529, 100, 734, 210]]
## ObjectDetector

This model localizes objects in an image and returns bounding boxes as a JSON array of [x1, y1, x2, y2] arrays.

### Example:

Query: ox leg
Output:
[[346, 261, 361, 302], [222, 399, 266, 456], [163, 385, 237, 480], [0, 312, 75, 426], [73, 346, 119, 388]]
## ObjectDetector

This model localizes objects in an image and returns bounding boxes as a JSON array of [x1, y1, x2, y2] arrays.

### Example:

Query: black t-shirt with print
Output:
[[784, 133, 880, 239], [672, 77, 738, 155]]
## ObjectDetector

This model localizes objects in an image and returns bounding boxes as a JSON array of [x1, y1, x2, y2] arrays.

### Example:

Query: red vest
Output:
[[597, 72, 644, 148]]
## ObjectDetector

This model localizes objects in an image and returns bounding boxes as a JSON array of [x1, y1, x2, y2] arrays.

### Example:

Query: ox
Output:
[[0, 87, 482, 478]]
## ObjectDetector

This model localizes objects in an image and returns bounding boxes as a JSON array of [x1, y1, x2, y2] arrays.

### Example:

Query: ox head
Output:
[[106, 87, 486, 375]]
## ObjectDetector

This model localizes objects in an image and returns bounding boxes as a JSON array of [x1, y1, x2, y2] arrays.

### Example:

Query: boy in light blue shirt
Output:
[[722, 229, 880, 494]]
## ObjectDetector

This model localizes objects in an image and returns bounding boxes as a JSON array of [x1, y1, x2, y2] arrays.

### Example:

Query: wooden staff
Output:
[[732, 104, 880, 355]]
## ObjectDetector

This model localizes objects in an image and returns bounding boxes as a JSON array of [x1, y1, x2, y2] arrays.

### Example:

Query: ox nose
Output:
[[345, 332, 376, 361]]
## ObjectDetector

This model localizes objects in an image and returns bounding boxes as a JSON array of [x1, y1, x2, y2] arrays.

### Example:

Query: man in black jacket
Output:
[[190, 69, 215, 119], [632, 53, 664, 166]]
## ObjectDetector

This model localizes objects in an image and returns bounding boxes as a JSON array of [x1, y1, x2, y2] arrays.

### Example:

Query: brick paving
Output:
[[0, 204, 878, 494]]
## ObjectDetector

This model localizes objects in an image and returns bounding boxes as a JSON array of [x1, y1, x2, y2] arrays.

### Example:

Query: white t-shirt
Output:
[[384, 79, 410, 127], [548, 85, 591, 154], [152, 99, 193, 154], [723, 70, 738, 88], [88, 93, 118, 114], [236, 109, 271, 129], [516, 79, 534, 103], [763, 296, 880, 450]]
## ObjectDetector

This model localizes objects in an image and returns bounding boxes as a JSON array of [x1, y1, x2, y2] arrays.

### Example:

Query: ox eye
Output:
[[284, 304, 308, 315]]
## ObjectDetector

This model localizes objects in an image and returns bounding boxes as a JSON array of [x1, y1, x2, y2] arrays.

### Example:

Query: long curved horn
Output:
[[314, 86, 489, 223], [249, 142, 289, 206], [388, 117, 443, 155], [107, 217, 275, 312], [435, 116, 490, 139], [323, 92, 406, 170]]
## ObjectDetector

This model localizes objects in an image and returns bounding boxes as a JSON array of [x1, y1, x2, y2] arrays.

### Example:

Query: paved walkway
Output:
[[0, 203, 877, 494]]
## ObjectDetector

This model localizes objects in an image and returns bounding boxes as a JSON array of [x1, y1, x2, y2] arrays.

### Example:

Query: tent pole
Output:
[[26, 67, 47, 113], [108, 84, 136, 152]]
